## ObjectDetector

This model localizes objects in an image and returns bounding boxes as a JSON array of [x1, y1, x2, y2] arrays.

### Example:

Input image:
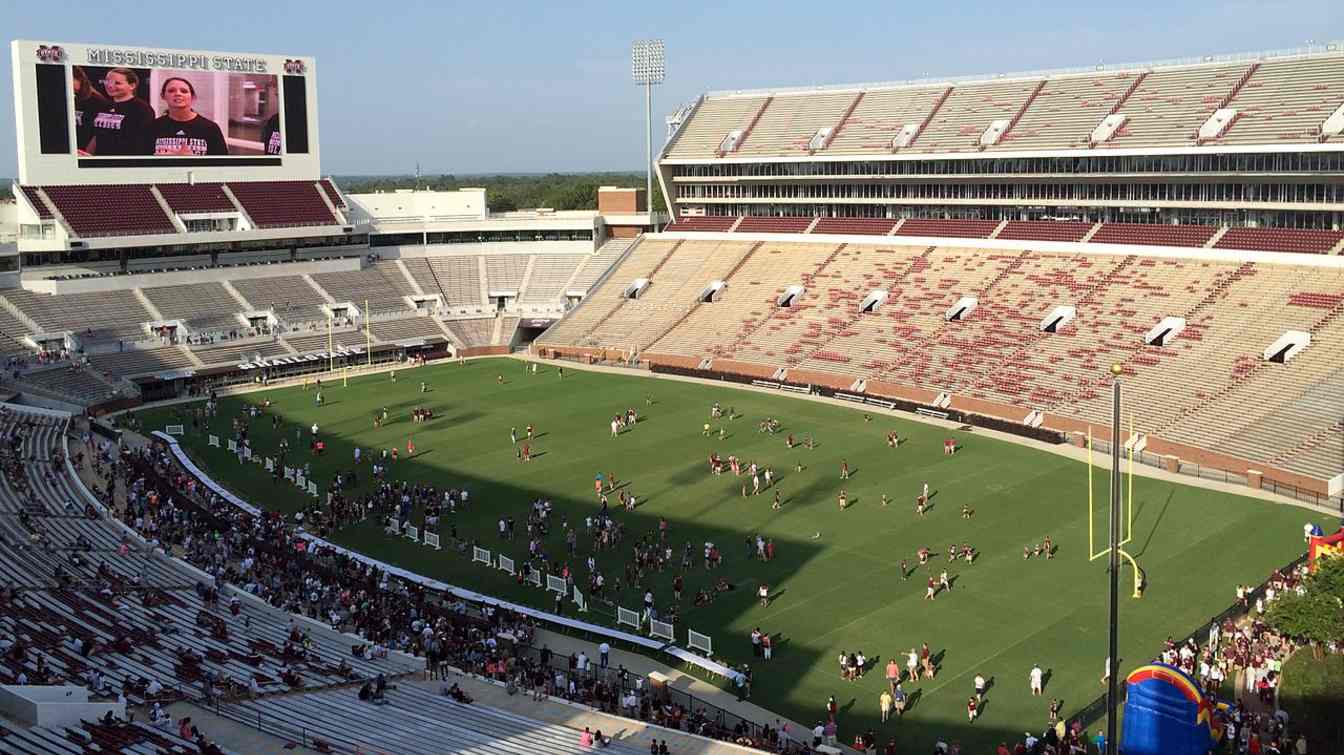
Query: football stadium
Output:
[[2, 24, 1344, 755]]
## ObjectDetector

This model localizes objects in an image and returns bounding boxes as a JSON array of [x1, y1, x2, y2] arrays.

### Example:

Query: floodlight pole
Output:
[[1106, 369, 1122, 754], [632, 40, 664, 228], [645, 80, 653, 225]]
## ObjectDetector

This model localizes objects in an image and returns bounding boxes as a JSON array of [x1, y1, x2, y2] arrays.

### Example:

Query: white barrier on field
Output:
[[208, 435, 220, 447], [546, 575, 568, 595], [573, 589, 588, 613], [424, 532, 440, 550], [166, 424, 184, 436], [265, 457, 274, 471], [384, 521, 400, 536], [472, 546, 492, 565], [687, 630, 713, 657], [307, 481, 318, 496], [497, 555, 515, 575], [405, 525, 418, 542], [243, 446, 253, 460], [226, 439, 237, 452], [526, 570, 542, 588], [284, 466, 295, 480], [650, 619, 675, 643], [617, 607, 641, 631]]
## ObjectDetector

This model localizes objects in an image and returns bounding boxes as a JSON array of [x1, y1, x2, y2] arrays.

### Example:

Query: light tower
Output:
[[1106, 361, 1123, 755], [631, 39, 665, 225]]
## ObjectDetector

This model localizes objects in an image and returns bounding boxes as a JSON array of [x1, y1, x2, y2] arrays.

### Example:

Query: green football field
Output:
[[139, 359, 1309, 752]]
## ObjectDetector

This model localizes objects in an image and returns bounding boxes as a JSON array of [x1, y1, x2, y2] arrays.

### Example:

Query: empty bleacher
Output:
[[1, 289, 151, 344], [191, 338, 291, 367], [893, 218, 1001, 239], [732, 91, 856, 156], [822, 86, 947, 155], [669, 216, 738, 232], [734, 216, 814, 234], [997, 220, 1095, 243], [1209, 56, 1344, 145], [485, 256, 529, 292], [230, 275, 327, 324], [0, 718, 235, 754], [539, 239, 683, 347], [663, 95, 771, 159], [213, 684, 645, 755], [226, 181, 339, 228], [519, 255, 585, 303], [20, 186, 54, 219], [20, 366, 120, 401], [285, 331, 369, 354], [154, 182, 236, 213], [566, 239, 634, 293], [1102, 62, 1248, 148], [369, 316, 446, 342], [993, 72, 1139, 151], [87, 346, 196, 378], [912, 78, 1043, 152], [412, 257, 484, 308], [311, 267, 412, 314], [41, 185, 176, 237], [810, 217, 897, 236], [1089, 222, 1217, 248], [140, 283, 243, 334], [443, 318, 495, 348], [319, 178, 348, 209], [1213, 227, 1344, 254]]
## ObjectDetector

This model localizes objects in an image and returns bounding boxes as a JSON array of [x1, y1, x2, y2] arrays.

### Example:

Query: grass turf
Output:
[[138, 359, 1309, 752]]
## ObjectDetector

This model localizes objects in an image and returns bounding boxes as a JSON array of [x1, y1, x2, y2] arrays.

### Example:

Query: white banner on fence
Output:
[[617, 607, 641, 631], [284, 466, 295, 480], [526, 570, 542, 588], [650, 620, 675, 643], [166, 424, 184, 436], [307, 480, 318, 496], [473, 546, 492, 565], [497, 555, 515, 575], [208, 435, 220, 447], [295, 474, 306, 488], [425, 532, 440, 550], [265, 457, 274, 472], [688, 630, 713, 657], [226, 439, 237, 452], [573, 589, 588, 613], [406, 525, 419, 542], [546, 575, 568, 595]]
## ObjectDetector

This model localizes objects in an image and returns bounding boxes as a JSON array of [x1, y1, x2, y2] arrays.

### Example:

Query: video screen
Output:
[[68, 65, 282, 158]]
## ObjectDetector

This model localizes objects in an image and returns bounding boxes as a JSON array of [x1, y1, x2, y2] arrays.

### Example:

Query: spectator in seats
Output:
[[579, 726, 594, 748], [149, 77, 228, 157], [358, 681, 372, 701], [145, 677, 163, 697], [85, 67, 154, 156]]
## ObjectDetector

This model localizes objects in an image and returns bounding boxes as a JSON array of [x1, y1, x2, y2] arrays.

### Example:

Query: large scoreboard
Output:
[[11, 39, 321, 184]]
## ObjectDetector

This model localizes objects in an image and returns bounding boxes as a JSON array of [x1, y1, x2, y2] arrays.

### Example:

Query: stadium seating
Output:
[[0, 718, 235, 754], [140, 283, 244, 334], [412, 257, 485, 308], [319, 178, 348, 209], [1103, 62, 1249, 147], [41, 185, 177, 237], [20, 365, 123, 402], [1, 289, 151, 344], [519, 254, 585, 303], [369, 316, 447, 342], [821, 86, 947, 155], [996, 220, 1096, 243], [810, 217, 898, 235], [912, 78, 1043, 152], [994, 72, 1139, 151], [155, 182, 237, 213], [191, 338, 292, 366], [311, 266, 412, 314], [731, 91, 855, 156], [1206, 56, 1344, 145], [230, 275, 328, 324], [443, 318, 495, 348], [485, 255, 529, 292], [499, 316, 520, 347], [566, 239, 634, 292], [212, 684, 645, 755], [20, 186, 54, 219], [733, 216, 814, 234], [225, 181, 339, 229], [1088, 222, 1217, 248], [87, 346, 197, 378], [284, 331, 369, 354], [668, 216, 738, 232], [1213, 227, 1344, 254], [893, 218, 1000, 239], [663, 95, 771, 159]]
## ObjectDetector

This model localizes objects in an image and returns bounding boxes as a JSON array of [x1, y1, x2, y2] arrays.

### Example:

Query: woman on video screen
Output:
[[72, 66, 108, 155], [86, 67, 154, 156], [149, 77, 229, 156]]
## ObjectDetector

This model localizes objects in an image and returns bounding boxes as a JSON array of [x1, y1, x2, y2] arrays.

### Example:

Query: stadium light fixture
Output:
[[632, 39, 665, 225]]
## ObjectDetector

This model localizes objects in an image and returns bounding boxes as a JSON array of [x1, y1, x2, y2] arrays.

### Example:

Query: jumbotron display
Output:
[[10, 40, 319, 183]]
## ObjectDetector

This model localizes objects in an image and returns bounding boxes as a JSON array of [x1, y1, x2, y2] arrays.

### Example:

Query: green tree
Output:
[[1265, 557, 1344, 660]]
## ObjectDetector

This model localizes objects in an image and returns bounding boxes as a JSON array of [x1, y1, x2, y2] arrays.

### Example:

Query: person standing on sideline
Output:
[[974, 672, 986, 702], [598, 642, 610, 669], [879, 689, 893, 722], [1030, 664, 1044, 696]]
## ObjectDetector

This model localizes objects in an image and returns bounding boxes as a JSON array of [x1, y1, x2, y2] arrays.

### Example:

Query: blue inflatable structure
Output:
[[1121, 663, 1222, 755]]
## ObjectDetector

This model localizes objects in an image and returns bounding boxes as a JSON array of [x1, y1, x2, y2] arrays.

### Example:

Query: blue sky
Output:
[[2, 0, 1340, 176]]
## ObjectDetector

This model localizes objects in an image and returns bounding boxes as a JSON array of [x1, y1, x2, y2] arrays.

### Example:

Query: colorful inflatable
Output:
[[1121, 663, 1222, 755], [1308, 526, 1344, 571]]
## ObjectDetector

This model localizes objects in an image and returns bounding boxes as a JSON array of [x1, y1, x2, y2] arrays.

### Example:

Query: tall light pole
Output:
[[1106, 362, 1123, 754], [631, 40, 665, 225]]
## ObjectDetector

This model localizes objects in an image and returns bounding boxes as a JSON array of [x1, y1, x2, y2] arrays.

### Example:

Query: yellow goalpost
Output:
[[1087, 419, 1144, 598]]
